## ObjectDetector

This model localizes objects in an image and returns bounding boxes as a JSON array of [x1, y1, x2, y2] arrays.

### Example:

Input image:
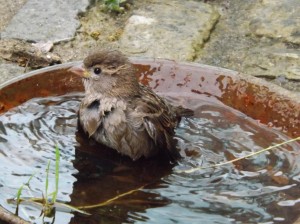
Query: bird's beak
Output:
[[68, 64, 91, 78]]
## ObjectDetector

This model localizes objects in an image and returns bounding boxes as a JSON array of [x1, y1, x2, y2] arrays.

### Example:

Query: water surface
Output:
[[0, 92, 299, 223]]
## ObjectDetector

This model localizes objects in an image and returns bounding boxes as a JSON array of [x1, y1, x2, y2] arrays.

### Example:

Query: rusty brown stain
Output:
[[153, 79, 160, 89], [135, 64, 157, 86], [191, 89, 201, 94], [176, 74, 192, 87]]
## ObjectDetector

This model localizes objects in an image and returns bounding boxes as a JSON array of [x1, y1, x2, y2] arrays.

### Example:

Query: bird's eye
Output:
[[93, 67, 102, 75]]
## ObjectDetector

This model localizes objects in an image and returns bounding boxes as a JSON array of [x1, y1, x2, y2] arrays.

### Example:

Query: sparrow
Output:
[[69, 50, 193, 161]]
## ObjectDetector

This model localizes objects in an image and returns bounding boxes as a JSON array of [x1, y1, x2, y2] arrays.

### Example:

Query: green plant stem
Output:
[[52, 145, 60, 203]]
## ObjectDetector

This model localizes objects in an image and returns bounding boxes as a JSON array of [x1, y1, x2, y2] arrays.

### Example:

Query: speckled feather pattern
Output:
[[75, 50, 193, 161]]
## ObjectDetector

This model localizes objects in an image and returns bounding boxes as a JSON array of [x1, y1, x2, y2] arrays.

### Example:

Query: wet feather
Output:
[[70, 50, 193, 161]]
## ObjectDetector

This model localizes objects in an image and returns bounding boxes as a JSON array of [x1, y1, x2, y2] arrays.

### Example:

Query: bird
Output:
[[69, 50, 193, 161]]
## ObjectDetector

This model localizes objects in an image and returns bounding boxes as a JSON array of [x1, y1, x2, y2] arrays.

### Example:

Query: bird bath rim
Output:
[[0, 58, 298, 101], [0, 58, 299, 137]]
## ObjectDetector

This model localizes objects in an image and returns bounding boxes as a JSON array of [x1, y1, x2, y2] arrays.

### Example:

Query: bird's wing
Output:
[[132, 86, 180, 159]]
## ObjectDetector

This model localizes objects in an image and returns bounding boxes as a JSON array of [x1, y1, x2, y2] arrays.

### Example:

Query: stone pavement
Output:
[[1, 0, 90, 43], [119, 0, 219, 61], [198, 0, 300, 85], [0, 0, 299, 92], [0, 0, 90, 82]]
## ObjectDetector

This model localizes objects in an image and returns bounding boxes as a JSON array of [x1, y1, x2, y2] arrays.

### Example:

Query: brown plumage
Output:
[[69, 50, 193, 161]]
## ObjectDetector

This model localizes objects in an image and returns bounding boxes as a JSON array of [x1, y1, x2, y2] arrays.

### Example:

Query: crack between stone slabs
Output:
[[191, 11, 221, 61]]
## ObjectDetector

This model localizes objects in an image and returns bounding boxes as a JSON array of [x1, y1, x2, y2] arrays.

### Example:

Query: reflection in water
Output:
[[0, 93, 299, 223]]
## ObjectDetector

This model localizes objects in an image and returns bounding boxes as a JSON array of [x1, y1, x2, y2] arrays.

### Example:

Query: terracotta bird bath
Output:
[[0, 58, 299, 224]]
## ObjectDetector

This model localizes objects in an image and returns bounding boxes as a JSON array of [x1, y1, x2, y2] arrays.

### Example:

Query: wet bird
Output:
[[69, 50, 193, 161]]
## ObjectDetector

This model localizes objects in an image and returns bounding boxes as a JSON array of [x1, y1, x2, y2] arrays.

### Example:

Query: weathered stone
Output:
[[220, 43, 300, 80], [249, 0, 300, 44], [287, 66, 300, 80], [1, 0, 90, 43], [0, 0, 27, 32], [241, 45, 300, 80], [119, 0, 219, 61], [0, 61, 27, 84], [197, 0, 300, 84], [0, 0, 300, 92]]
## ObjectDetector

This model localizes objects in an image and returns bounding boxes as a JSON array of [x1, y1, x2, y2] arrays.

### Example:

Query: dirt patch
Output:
[[52, 1, 144, 62]]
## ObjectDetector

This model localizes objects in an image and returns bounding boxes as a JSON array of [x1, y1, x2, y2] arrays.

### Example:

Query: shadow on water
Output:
[[69, 128, 174, 224]]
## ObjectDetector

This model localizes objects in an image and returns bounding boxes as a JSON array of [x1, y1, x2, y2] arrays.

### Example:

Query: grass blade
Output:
[[52, 145, 60, 203], [45, 160, 51, 201], [77, 185, 145, 210], [16, 172, 35, 204], [16, 185, 24, 205]]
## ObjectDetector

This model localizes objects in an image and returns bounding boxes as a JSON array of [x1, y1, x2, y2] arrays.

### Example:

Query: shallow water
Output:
[[0, 92, 299, 224]]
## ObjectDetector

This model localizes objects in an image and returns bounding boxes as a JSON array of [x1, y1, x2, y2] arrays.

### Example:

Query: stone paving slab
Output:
[[197, 0, 300, 83], [0, 0, 300, 92], [1, 0, 90, 43], [0, 0, 27, 32], [249, 0, 300, 45], [0, 61, 27, 84], [119, 0, 219, 61]]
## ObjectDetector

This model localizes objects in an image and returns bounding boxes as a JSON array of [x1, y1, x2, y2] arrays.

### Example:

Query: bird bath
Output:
[[0, 58, 300, 224]]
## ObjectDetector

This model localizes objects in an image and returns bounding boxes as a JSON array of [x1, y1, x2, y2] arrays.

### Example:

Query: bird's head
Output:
[[69, 50, 139, 97]]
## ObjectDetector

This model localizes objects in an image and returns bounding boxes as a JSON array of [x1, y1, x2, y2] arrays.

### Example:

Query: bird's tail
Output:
[[175, 106, 194, 117]]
